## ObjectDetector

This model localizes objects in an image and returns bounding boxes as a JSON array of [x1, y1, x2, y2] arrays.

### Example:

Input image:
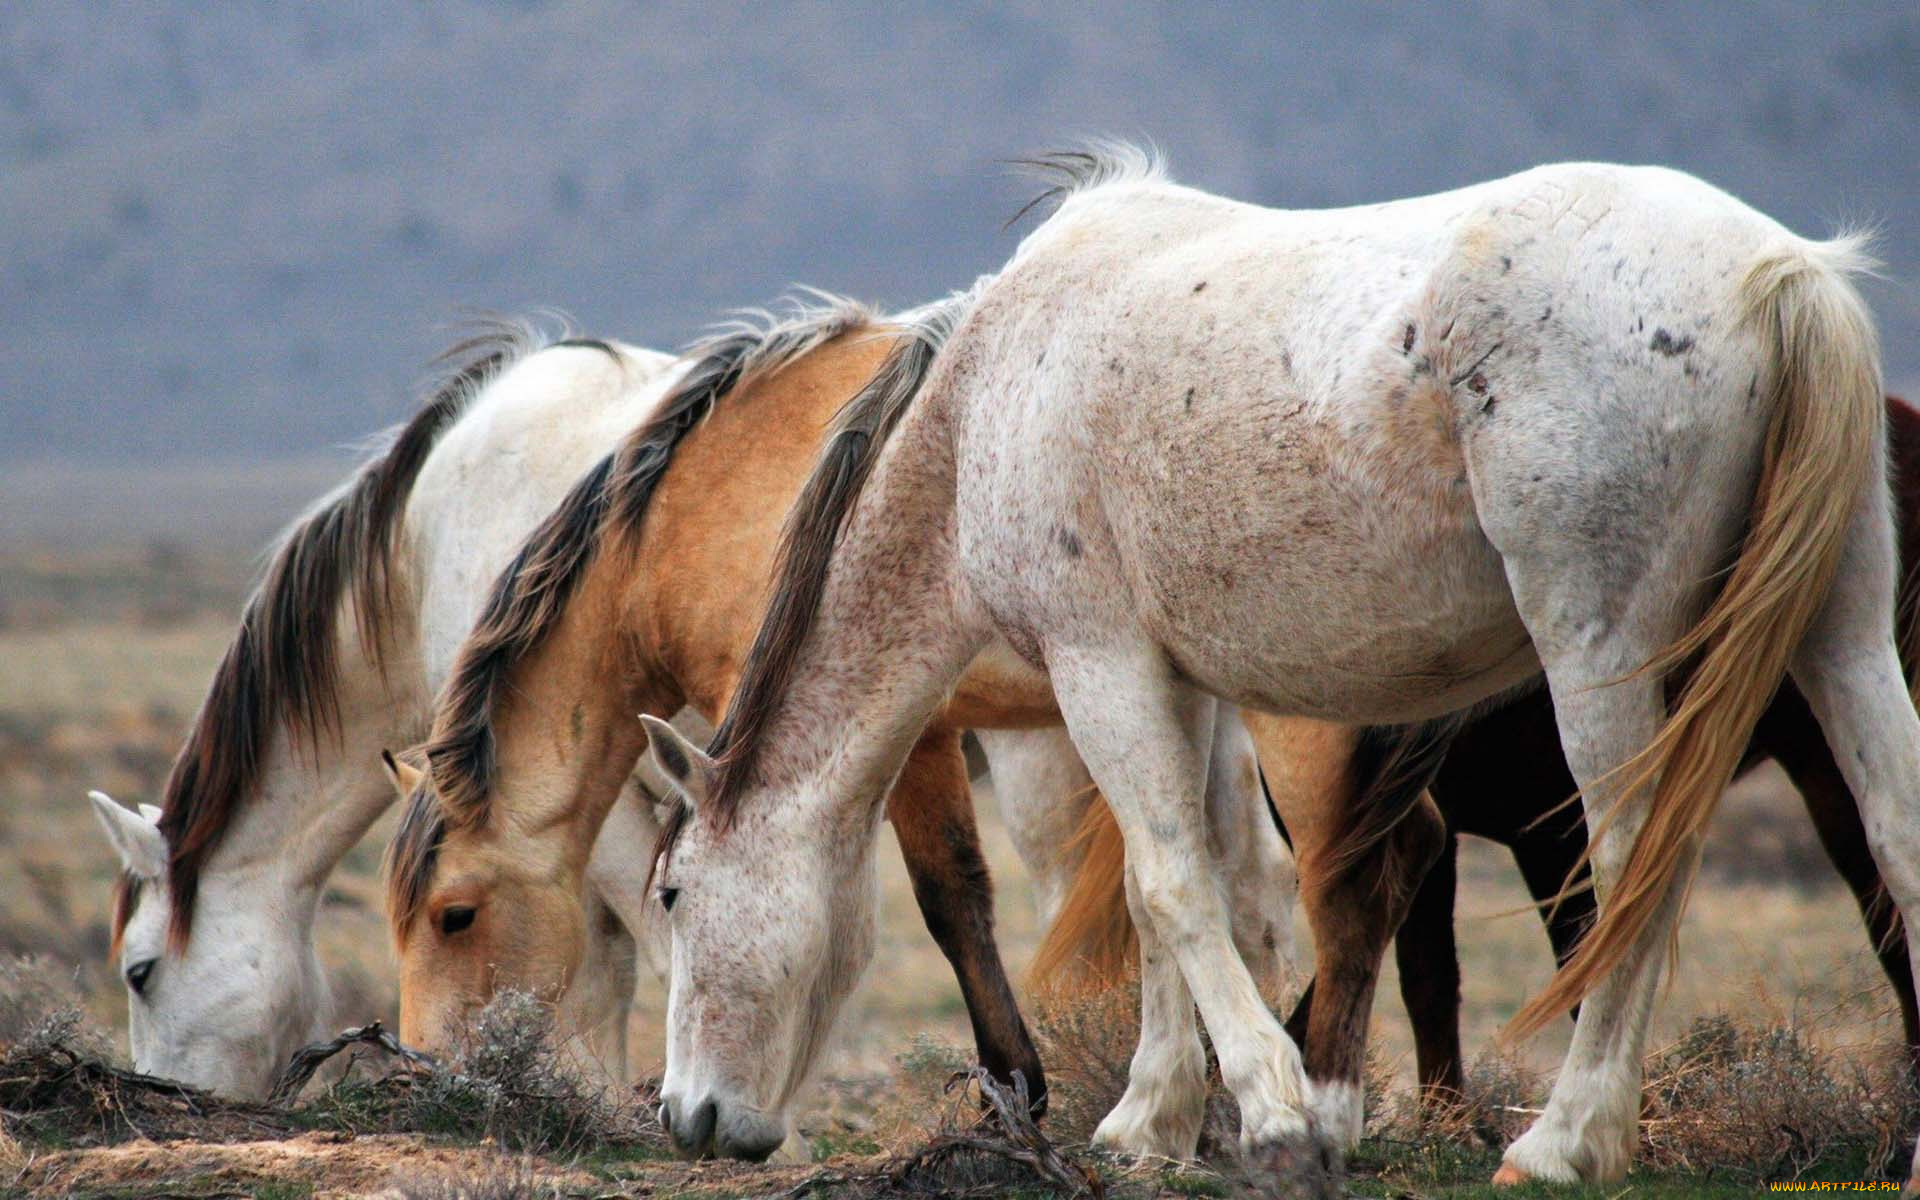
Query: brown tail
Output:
[[1027, 787, 1136, 991], [1508, 233, 1883, 1039]]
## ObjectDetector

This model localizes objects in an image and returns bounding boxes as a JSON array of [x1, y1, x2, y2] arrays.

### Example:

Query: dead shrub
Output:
[[1372, 1047, 1546, 1150], [0, 953, 240, 1147], [0, 1004, 266, 1146], [1028, 979, 1142, 1146], [305, 990, 656, 1160], [0, 955, 106, 1058], [789, 1067, 1107, 1199], [1639, 1013, 1918, 1180]]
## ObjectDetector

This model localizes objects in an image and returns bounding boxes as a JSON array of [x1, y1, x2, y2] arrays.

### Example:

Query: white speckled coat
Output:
[[648, 153, 1908, 1191]]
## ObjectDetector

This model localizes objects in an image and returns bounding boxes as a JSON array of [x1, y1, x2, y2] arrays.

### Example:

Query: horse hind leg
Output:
[[1777, 496, 1920, 1190], [1756, 686, 1920, 1074], [1488, 624, 1683, 1185]]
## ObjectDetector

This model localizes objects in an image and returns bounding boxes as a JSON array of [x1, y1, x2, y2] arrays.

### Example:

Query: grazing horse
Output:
[[379, 303, 1309, 1151], [640, 148, 1905, 1192], [87, 325, 678, 1097]]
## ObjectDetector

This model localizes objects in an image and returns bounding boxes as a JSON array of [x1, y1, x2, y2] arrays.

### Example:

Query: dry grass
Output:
[[1639, 1013, 1918, 1179], [5, 545, 1919, 1196], [390, 1160, 567, 1200], [1027, 982, 1140, 1147]]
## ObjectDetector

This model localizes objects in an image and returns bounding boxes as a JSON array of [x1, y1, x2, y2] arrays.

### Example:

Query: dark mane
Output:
[[417, 296, 877, 835], [134, 319, 555, 952], [697, 290, 978, 828], [384, 771, 445, 950]]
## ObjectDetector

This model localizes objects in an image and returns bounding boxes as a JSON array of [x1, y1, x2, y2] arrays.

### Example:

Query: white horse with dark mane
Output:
[[642, 147, 1907, 1191], [89, 327, 687, 1097]]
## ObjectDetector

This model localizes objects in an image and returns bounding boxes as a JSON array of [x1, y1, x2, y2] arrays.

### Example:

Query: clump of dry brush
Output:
[[0, 954, 252, 1147], [1035, 968, 1918, 1187], [293, 989, 657, 1159], [1367, 1009, 1919, 1184], [0, 957, 658, 1162], [1638, 1013, 1918, 1180]]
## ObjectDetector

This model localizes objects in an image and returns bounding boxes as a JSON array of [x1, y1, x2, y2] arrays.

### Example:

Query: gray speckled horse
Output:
[[644, 148, 1901, 1192]]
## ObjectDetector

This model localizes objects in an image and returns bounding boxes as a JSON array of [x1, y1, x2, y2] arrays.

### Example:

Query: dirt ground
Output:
[[1, 544, 1913, 1197]]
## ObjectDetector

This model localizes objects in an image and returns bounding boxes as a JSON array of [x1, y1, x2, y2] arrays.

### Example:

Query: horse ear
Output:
[[380, 749, 425, 800], [639, 714, 714, 808], [89, 791, 166, 879]]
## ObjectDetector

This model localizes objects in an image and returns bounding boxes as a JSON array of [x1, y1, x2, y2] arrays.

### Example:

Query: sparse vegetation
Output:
[[312, 990, 653, 1159], [3, 546, 1917, 1195], [1638, 1014, 1919, 1180]]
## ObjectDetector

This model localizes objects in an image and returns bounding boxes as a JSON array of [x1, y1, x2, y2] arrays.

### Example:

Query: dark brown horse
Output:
[[1343, 394, 1920, 1102]]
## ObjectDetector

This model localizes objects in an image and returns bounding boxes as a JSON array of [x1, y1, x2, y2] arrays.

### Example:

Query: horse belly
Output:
[[1133, 488, 1534, 723]]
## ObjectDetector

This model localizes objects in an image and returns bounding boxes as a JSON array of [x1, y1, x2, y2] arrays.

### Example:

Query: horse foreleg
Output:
[[1290, 791, 1447, 1148], [1052, 652, 1333, 1194], [886, 727, 1048, 1114]]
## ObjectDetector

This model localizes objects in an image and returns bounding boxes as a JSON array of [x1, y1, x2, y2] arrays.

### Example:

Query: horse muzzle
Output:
[[661, 1091, 784, 1161]]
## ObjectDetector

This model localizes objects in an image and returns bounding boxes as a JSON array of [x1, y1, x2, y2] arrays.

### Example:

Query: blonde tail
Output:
[[1028, 788, 1138, 991], [1510, 233, 1882, 1038]]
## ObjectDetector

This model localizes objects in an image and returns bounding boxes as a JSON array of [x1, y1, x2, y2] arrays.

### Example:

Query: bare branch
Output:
[[269, 1021, 434, 1104]]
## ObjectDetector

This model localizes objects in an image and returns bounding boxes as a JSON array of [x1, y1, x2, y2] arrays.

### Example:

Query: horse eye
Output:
[[658, 887, 679, 913], [439, 905, 477, 936], [125, 958, 157, 996]]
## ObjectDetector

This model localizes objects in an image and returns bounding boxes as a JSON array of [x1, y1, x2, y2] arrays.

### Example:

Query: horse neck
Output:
[[738, 388, 989, 829], [482, 559, 664, 870], [218, 610, 433, 901]]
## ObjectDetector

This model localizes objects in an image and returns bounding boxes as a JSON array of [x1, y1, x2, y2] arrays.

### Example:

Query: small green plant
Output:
[[895, 1032, 969, 1093], [810, 1129, 884, 1159]]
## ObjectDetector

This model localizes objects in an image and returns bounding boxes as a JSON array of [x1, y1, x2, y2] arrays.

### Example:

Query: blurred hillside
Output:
[[2, 0, 1915, 469]]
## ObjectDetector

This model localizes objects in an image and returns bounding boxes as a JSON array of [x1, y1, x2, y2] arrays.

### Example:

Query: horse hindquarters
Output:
[[1477, 236, 1883, 1184]]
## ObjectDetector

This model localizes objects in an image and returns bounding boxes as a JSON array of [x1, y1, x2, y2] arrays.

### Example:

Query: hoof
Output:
[[1241, 1128, 1342, 1199], [1491, 1163, 1532, 1187]]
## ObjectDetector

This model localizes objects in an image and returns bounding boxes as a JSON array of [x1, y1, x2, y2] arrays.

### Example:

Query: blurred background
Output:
[[0, 0, 1916, 1123], [2, 1, 1916, 546]]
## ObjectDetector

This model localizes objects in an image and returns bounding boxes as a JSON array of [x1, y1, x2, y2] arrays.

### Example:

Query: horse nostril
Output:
[[687, 1097, 717, 1156], [665, 1095, 716, 1157]]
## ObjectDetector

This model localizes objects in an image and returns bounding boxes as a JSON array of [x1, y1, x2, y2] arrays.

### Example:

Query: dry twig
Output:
[[269, 1020, 433, 1103]]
